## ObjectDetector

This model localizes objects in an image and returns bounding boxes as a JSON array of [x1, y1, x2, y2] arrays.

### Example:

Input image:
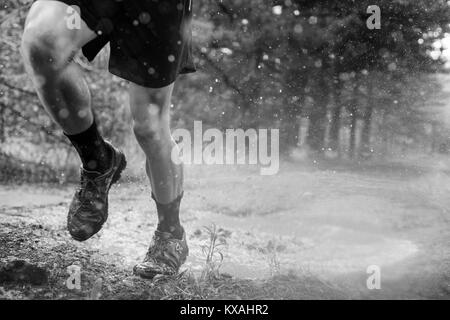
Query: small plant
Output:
[[266, 240, 281, 277], [149, 224, 229, 300], [200, 224, 227, 282]]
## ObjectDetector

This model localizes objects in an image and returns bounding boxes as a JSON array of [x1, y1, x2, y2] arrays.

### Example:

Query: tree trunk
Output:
[[349, 105, 357, 158], [287, 116, 301, 147], [348, 82, 359, 158], [283, 63, 308, 150], [329, 80, 342, 154], [284, 92, 303, 149], [0, 103, 4, 144], [360, 80, 374, 158], [307, 72, 329, 152]]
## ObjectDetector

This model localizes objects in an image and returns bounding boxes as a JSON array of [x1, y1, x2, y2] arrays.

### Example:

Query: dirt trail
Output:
[[1, 159, 449, 299]]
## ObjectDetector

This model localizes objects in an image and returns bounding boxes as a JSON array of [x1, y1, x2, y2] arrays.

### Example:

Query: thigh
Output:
[[24, 0, 97, 50]]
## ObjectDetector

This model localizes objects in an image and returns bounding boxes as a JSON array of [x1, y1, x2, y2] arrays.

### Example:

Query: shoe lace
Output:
[[145, 235, 184, 270], [77, 174, 101, 206], [146, 236, 167, 259]]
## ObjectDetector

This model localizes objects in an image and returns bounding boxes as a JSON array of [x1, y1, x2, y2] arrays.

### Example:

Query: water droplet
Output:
[[139, 12, 151, 24], [59, 109, 69, 119]]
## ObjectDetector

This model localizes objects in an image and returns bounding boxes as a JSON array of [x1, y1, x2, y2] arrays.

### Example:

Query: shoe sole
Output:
[[133, 267, 177, 279], [133, 269, 159, 279], [133, 252, 188, 279]]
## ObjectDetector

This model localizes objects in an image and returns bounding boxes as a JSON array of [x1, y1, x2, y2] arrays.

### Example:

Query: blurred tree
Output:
[[2, 0, 450, 182]]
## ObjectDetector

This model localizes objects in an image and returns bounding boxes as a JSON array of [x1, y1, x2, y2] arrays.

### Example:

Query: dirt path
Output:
[[1, 159, 449, 299]]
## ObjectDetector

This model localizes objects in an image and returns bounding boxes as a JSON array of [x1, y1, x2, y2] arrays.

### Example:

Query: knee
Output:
[[133, 116, 165, 144], [130, 85, 173, 144], [21, 26, 74, 75]]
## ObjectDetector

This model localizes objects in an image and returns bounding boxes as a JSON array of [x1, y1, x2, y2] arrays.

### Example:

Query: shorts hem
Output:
[[109, 68, 196, 89]]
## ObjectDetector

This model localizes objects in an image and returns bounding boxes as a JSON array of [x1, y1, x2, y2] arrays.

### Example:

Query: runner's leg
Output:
[[22, 1, 96, 134], [21, 1, 111, 172], [21, 1, 128, 242], [129, 83, 184, 239]]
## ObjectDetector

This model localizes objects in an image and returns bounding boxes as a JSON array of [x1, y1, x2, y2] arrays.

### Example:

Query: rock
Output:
[[0, 260, 48, 286]]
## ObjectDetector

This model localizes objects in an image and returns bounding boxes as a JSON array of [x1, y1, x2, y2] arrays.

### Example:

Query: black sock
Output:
[[65, 121, 112, 173], [153, 192, 184, 240]]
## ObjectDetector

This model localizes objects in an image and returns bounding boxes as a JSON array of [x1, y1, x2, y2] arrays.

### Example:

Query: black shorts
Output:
[[53, 0, 196, 88]]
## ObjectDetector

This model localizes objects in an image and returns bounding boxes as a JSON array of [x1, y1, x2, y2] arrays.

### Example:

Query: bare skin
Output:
[[21, 0, 183, 204], [129, 84, 183, 203]]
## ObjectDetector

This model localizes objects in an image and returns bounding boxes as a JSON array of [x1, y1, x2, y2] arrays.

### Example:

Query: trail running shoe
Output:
[[133, 229, 189, 279], [67, 143, 127, 241]]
